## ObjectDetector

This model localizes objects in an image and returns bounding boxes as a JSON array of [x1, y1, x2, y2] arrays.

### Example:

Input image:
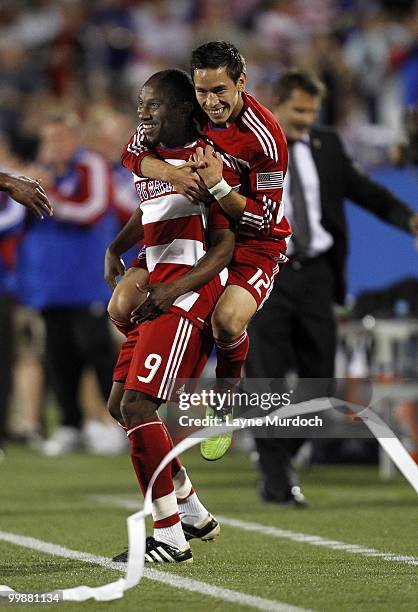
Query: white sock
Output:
[[178, 492, 209, 526], [173, 466, 193, 499], [154, 521, 188, 549]]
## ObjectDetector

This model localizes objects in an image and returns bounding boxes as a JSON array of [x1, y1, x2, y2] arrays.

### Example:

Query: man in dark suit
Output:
[[246, 69, 418, 506]]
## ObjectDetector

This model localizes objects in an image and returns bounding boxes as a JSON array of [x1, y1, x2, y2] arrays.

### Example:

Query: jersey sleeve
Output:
[[121, 124, 155, 177], [208, 200, 235, 230], [240, 126, 289, 238]]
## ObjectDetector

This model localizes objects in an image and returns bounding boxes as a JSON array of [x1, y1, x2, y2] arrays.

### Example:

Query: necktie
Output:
[[288, 143, 311, 258]]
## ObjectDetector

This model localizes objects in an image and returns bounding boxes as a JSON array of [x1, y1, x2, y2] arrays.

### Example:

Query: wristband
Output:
[[207, 178, 232, 200]]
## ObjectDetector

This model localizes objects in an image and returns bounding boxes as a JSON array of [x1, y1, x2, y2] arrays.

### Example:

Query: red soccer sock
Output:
[[215, 330, 249, 380], [127, 417, 180, 528], [161, 427, 205, 526]]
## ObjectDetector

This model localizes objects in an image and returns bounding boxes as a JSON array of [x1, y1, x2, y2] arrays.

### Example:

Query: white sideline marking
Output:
[[216, 517, 418, 567], [88, 495, 418, 567], [0, 531, 306, 612]]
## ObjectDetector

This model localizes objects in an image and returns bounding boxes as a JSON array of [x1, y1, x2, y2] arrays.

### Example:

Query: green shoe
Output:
[[200, 407, 233, 461]]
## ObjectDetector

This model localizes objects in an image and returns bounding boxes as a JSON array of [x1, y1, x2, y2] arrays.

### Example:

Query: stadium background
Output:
[[0, 1, 417, 610], [1, 0, 417, 293]]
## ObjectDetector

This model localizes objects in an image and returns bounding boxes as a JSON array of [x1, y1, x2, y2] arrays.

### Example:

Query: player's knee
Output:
[[212, 306, 246, 340], [107, 382, 125, 424], [107, 288, 132, 324], [107, 395, 122, 423], [120, 391, 157, 427]]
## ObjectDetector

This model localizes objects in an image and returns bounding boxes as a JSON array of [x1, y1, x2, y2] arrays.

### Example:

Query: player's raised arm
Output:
[[122, 125, 206, 201], [193, 145, 246, 219], [194, 140, 289, 238], [0, 172, 53, 219], [104, 206, 144, 290]]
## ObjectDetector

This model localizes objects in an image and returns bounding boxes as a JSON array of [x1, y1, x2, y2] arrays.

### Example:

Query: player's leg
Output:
[[114, 314, 216, 562], [211, 246, 283, 382], [106, 266, 148, 427], [108, 267, 149, 335], [107, 324, 194, 497], [203, 252, 281, 461], [160, 411, 220, 541], [107, 327, 192, 505], [107, 320, 140, 427], [202, 286, 254, 462], [107, 381, 125, 424], [119, 387, 192, 562], [211, 284, 255, 380], [164, 327, 220, 542]]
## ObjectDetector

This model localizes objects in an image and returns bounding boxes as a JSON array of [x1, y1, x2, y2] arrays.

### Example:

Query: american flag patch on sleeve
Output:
[[256, 171, 283, 190]]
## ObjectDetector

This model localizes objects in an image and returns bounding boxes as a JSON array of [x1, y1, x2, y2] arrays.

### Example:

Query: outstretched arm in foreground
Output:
[[0, 172, 53, 219]]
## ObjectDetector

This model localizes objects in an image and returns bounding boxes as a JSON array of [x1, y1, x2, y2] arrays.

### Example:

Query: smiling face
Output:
[[137, 83, 171, 146], [275, 88, 322, 140], [193, 66, 246, 126], [137, 80, 190, 148]]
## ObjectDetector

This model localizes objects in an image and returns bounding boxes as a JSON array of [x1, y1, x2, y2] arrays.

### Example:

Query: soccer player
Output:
[[109, 69, 235, 563], [121, 41, 291, 460]]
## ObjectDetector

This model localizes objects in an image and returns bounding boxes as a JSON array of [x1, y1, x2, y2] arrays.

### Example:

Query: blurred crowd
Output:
[[1, 0, 418, 457], [1, 0, 418, 168]]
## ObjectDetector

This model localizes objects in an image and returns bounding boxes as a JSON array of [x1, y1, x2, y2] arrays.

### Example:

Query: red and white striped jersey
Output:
[[122, 92, 291, 248], [133, 139, 232, 329]]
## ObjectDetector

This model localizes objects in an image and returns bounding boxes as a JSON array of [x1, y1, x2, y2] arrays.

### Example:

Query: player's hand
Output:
[[2, 174, 53, 219], [409, 212, 418, 236], [104, 247, 125, 291], [168, 161, 207, 201], [25, 164, 55, 190], [194, 145, 224, 189], [130, 282, 179, 323]]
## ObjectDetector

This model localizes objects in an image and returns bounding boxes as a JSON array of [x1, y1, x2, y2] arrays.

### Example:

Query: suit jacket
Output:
[[308, 126, 413, 304]]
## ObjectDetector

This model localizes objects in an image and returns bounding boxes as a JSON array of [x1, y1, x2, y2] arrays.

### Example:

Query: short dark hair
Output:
[[275, 69, 326, 103], [145, 69, 197, 109], [190, 41, 246, 84]]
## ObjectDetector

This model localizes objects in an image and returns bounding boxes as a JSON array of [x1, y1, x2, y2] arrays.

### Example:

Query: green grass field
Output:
[[0, 445, 417, 611]]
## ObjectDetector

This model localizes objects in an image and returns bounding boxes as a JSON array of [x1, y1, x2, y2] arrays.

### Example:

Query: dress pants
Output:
[[42, 307, 116, 429], [246, 254, 336, 498]]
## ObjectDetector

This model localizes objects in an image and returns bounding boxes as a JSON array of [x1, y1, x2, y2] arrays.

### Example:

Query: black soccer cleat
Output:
[[181, 513, 220, 542], [112, 548, 129, 563], [112, 537, 193, 563]]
